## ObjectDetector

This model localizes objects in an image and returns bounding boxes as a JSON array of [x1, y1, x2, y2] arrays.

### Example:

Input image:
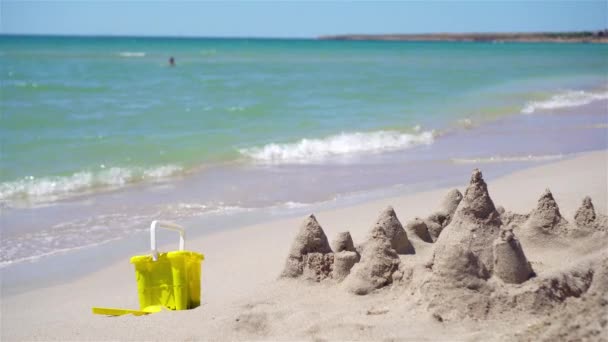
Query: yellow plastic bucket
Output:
[[129, 221, 204, 311], [131, 250, 203, 310]]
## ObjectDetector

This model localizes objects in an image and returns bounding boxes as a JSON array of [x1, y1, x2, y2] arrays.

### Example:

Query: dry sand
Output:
[[1, 150, 607, 341]]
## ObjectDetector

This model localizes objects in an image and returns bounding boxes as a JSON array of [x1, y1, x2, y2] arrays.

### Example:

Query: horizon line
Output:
[[1, 29, 606, 40]]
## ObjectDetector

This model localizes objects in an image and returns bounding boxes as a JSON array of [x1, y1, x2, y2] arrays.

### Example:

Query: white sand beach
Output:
[[2, 150, 607, 341]]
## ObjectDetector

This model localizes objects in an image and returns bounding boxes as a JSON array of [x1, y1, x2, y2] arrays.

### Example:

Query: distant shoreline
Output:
[[319, 31, 608, 43], [2, 31, 608, 43]]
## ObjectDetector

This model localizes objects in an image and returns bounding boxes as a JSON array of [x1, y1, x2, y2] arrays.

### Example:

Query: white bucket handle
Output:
[[150, 220, 185, 261]]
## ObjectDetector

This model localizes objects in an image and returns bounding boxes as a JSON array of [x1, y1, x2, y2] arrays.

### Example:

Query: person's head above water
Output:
[[169, 57, 175, 66]]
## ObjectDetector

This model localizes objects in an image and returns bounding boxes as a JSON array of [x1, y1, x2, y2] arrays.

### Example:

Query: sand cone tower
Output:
[[574, 197, 596, 227], [493, 228, 534, 284], [345, 226, 400, 294], [372, 206, 414, 254], [431, 169, 502, 279], [573, 196, 608, 232], [523, 189, 569, 236], [281, 214, 333, 281]]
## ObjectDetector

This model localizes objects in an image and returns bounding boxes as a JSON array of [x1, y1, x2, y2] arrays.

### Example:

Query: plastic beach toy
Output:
[[92, 220, 204, 316]]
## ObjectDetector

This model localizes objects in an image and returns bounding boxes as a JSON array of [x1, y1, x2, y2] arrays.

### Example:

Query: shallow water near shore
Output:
[[1, 36, 607, 291]]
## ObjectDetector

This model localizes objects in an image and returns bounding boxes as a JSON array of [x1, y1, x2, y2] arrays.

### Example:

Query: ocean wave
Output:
[[451, 154, 565, 164], [0, 165, 182, 205], [239, 130, 436, 163], [118, 51, 146, 58], [521, 89, 608, 114]]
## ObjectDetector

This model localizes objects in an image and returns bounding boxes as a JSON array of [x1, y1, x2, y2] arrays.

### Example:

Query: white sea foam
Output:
[[521, 89, 608, 114], [0, 165, 182, 205], [451, 154, 565, 164], [240, 130, 436, 163], [143, 165, 182, 179], [0, 198, 311, 268], [118, 51, 146, 58]]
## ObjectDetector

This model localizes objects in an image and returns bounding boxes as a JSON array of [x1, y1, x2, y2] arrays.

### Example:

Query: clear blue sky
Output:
[[1, 1, 606, 38]]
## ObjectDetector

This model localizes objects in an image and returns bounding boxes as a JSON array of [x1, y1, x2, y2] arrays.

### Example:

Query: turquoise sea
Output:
[[1, 36, 607, 275], [2, 36, 607, 203]]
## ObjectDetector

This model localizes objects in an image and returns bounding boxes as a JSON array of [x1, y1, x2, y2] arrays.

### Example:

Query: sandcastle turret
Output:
[[331, 231, 360, 282], [425, 189, 463, 241], [431, 169, 501, 280], [440, 188, 464, 217], [493, 227, 534, 284], [344, 226, 400, 295], [522, 189, 569, 236], [372, 206, 414, 254], [281, 214, 334, 281], [331, 231, 356, 253]]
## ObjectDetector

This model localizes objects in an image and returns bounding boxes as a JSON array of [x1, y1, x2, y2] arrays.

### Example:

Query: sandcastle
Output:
[[280, 168, 606, 298]]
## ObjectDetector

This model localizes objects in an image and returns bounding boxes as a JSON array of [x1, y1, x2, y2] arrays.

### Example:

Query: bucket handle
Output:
[[150, 220, 185, 261]]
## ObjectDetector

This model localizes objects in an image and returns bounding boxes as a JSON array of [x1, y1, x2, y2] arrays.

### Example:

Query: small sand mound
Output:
[[431, 169, 502, 278], [405, 218, 433, 243], [372, 206, 414, 254], [281, 214, 333, 280], [496, 205, 505, 215], [522, 189, 570, 236], [345, 227, 400, 295], [493, 227, 533, 284], [331, 231, 356, 252], [423, 213, 446, 242]]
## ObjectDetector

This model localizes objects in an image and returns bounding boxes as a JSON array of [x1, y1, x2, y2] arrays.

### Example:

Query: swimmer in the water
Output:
[[169, 56, 175, 66]]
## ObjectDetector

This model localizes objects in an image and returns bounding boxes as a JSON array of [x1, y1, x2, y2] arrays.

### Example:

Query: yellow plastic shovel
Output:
[[92, 305, 162, 316]]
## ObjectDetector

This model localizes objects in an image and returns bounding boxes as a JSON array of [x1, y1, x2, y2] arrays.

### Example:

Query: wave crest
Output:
[[118, 51, 146, 58], [451, 154, 565, 164], [239, 130, 436, 163], [0, 165, 181, 205], [522, 89, 608, 114]]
